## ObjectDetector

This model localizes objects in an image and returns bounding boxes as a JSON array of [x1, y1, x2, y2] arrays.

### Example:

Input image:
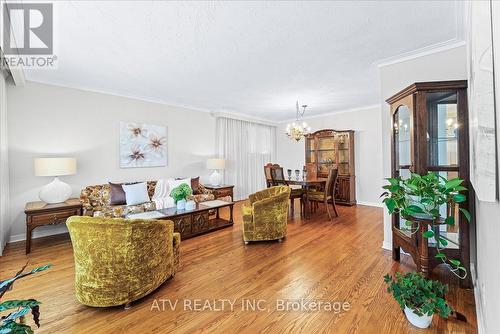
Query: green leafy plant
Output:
[[0, 263, 51, 334], [380, 172, 471, 278], [384, 271, 452, 318], [170, 183, 192, 203]]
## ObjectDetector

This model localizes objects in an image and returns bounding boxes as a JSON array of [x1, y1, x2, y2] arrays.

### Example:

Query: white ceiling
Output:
[[24, 1, 464, 122]]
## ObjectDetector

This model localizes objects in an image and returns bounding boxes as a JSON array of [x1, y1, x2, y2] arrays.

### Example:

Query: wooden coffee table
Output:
[[155, 200, 234, 240]]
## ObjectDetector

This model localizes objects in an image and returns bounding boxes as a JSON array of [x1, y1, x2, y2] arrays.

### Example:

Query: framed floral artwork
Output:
[[119, 122, 167, 168]]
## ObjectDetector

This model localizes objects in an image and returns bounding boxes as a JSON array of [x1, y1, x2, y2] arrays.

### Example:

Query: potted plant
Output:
[[0, 263, 51, 333], [170, 183, 192, 210], [384, 272, 452, 328], [381, 172, 471, 278]]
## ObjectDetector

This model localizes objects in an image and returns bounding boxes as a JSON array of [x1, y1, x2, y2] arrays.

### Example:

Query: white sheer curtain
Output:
[[0, 70, 9, 255], [216, 117, 276, 200]]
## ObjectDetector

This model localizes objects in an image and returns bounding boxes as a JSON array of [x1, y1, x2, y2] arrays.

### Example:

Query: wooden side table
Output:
[[25, 198, 82, 254], [204, 185, 234, 201]]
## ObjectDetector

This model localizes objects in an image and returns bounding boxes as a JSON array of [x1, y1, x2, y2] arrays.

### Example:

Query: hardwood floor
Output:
[[0, 202, 477, 334]]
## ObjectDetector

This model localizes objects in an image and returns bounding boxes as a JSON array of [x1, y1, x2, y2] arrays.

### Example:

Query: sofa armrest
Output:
[[172, 232, 181, 272], [198, 184, 212, 195]]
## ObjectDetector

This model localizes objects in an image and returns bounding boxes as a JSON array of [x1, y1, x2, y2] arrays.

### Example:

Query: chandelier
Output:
[[285, 101, 311, 141]]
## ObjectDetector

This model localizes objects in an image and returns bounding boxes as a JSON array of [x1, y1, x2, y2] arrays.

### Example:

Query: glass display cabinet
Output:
[[305, 129, 356, 205], [386, 80, 473, 287]]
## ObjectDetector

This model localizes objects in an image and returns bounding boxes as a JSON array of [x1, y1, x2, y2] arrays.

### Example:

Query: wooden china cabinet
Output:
[[305, 129, 356, 205], [387, 80, 473, 287]]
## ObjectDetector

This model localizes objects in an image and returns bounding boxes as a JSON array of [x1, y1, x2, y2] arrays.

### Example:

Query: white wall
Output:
[[276, 106, 383, 206], [379, 45, 467, 250], [0, 70, 10, 254], [6, 81, 216, 242], [469, 2, 500, 333]]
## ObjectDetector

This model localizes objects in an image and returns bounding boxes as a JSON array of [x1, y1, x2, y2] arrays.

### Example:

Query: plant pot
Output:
[[176, 199, 186, 210], [404, 306, 433, 329]]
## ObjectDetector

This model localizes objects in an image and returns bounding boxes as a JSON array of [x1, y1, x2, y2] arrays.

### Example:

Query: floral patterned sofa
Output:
[[80, 181, 215, 218]]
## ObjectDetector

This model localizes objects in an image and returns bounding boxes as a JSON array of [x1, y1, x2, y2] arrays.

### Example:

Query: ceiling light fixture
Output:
[[285, 101, 311, 141]]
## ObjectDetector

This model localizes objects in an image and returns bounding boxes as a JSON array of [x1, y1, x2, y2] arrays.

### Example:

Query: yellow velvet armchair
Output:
[[242, 186, 291, 243], [66, 216, 180, 308]]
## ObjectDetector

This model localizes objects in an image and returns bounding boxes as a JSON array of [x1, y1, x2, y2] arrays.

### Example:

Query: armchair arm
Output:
[[172, 232, 181, 272], [242, 202, 253, 224]]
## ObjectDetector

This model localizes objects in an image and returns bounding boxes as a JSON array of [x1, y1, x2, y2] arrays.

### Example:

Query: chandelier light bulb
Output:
[[285, 101, 312, 141]]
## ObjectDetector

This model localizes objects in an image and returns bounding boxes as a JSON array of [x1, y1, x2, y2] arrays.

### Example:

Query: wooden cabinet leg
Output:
[[26, 226, 33, 254], [392, 245, 400, 261], [229, 205, 234, 224], [419, 225, 429, 276]]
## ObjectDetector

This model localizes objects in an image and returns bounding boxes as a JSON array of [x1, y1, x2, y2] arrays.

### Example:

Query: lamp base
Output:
[[209, 170, 222, 186], [39, 177, 72, 204]]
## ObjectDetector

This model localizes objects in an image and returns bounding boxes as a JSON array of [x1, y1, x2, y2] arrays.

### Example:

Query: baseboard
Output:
[[382, 240, 392, 251], [471, 263, 486, 334], [356, 201, 383, 208], [8, 225, 69, 244]]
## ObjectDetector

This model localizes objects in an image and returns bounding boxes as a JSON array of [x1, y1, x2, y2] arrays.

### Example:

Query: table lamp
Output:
[[34, 157, 77, 203], [207, 158, 225, 186]]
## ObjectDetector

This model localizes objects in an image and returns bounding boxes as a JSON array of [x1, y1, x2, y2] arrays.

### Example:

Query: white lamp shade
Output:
[[206, 158, 225, 170], [34, 158, 77, 177]]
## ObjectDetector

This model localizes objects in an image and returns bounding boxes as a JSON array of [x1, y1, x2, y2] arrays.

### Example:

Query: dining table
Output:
[[287, 177, 327, 219]]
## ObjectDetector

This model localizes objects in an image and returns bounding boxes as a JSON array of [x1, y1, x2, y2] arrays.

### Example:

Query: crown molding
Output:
[[26, 78, 214, 114], [211, 111, 278, 127], [376, 39, 466, 69]]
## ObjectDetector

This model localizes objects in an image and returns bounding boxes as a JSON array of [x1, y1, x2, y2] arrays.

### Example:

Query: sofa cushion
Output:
[[122, 182, 150, 205], [109, 182, 128, 205], [191, 176, 201, 195]]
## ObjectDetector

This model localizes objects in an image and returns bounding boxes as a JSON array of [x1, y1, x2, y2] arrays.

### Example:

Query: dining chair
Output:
[[270, 165, 304, 217], [306, 168, 339, 220], [264, 163, 275, 188]]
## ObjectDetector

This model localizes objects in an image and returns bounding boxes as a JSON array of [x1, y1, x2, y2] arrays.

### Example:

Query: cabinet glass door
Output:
[[305, 137, 316, 163], [427, 92, 459, 167], [394, 105, 412, 168], [394, 105, 413, 235], [337, 133, 350, 175], [317, 135, 335, 175]]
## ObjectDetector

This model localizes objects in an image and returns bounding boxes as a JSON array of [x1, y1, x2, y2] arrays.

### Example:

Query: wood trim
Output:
[[386, 80, 468, 104]]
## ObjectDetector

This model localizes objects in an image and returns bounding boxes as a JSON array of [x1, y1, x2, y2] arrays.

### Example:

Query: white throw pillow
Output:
[[122, 182, 150, 206], [167, 178, 192, 198]]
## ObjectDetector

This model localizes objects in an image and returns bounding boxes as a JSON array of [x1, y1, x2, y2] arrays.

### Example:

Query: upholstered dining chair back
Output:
[[264, 163, 274, 188], [326, 168, 339, 197], [271, 166, 287, 186]]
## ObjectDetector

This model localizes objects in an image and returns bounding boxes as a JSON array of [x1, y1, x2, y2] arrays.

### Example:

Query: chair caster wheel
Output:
[[278, 238, 282, 243]]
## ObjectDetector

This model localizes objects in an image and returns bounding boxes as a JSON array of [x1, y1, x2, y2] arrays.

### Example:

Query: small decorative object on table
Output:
[[287, 169, 292, 180], [302, 169, 307, 180], [294, 169, 300, 181], [0, 263, 52, 333], [34, 157, 77, 204], [384, 271, 452, 329], [170, 183, 192, 210], [185, 200, 196, 211], [207, 158, 225, 186]]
